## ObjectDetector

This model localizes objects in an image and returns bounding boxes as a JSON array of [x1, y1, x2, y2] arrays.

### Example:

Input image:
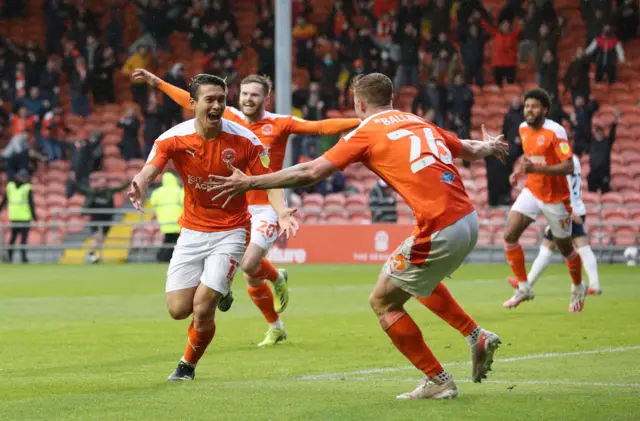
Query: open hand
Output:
[[210, 165, 251, 207], [131, 68, 160, 87], [277, 208, 299, 240], [482, 124, 509, 164], [127, 180, 146, 213]]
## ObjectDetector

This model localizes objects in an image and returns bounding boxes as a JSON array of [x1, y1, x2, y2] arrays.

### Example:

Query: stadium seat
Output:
[[324, 215, 349, 224], [345, 194, 368, 209], [601, 193, 624, 205], [615, 227, 638, 247], [303, 193, 324, 208], [324, 193, 346, 208]]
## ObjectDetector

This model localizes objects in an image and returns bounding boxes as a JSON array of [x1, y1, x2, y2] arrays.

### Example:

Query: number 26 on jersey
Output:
[[386, 128, 453, 173]]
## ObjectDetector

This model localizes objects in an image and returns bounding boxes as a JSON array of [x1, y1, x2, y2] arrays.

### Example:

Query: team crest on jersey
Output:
[[259, 149, 271, 168], [262, 124, 273, 135], [559, 142, 570, 154], [222, 148, 236, 164], [537, 135, 546, 146]]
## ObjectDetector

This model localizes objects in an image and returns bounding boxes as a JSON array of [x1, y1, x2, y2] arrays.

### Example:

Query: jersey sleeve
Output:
[[145, 137, 175, 171], [551, 126, 572, 161], [157, 80, 191, 110], [435, 127, 463, 158], [246, 140, 273, 176], [287, 116, 361, 136], [322, 129, 371, 169]]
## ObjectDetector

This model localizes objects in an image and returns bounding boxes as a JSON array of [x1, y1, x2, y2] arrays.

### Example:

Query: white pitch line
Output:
[[297, 345, 640, 380], [343, 377, 640, 388]]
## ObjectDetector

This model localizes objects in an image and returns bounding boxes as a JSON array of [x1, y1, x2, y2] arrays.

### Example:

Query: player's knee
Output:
[[240, 254, 261, 275], [369, 292, 392, 317], [555, 238, 574, 256], [167, 304, 191, 320], [503, 230, 519, 244]]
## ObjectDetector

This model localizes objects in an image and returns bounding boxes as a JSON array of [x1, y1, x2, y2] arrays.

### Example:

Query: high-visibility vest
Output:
[[7, 182, 33, 222]]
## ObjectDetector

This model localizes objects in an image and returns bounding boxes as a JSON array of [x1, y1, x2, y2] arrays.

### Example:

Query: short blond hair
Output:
[[352, 73, 394, 107], [240, 74, 272, 95]]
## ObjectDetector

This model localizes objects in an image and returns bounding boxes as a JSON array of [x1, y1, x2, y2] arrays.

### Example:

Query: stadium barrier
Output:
[[0, 206, 638, 264]]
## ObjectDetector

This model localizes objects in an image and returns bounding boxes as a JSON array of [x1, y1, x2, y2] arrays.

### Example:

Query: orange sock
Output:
[[505, 242, 528, 282], [183, 317, 216, 366], [248, 258, 280, 284], [380, 310, 443, 377], [248, 281, 279, 323], [565, 249, 582, 286], [416, 283, 477, 337]]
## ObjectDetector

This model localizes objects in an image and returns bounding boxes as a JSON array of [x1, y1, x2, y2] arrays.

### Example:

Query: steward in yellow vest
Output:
[[150, 172, 183, 262], [0, 169, 37, 263]]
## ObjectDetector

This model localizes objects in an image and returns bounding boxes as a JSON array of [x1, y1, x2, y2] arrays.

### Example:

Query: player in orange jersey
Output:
[[127, 74, 298, 381], [502, 88, 585, 312], [209, 73, 509, 400], [132, 68, 360, 346]]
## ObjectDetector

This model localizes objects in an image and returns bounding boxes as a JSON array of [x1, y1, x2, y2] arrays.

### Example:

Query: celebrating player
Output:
[[209, 73, 508, 400], [132, 68, 360, 346], [127, 74, 298, 381], [503, 88, 585, 312], [507, 154, 602, 294]]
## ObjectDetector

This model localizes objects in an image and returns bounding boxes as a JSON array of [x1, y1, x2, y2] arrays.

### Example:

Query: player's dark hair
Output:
[[352, 73, 394, 107], [524, 88, 551, 110], [189, 74, 228, 100], [241, 74, 272, 95]]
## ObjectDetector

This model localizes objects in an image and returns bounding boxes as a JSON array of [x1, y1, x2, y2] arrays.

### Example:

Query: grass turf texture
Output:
[[0, 263, 638, 421]]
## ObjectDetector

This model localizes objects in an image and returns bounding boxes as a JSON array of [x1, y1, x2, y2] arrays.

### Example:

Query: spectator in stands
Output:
[[0, 98, 8, 137], [93, 47, 116, 104], [106, 9, 124, 58], [70, 56, 90, 117], [586, 24, 625, 84], [547, 92, 572, 128], [502, 96, 524, 145], [393, 22, 421, 88], [43, 0, 69, 55], [0, 169, 36, 263], [11, 61, 28, 100], [130, 0, 173, 53], [123, 45, 154, 108], [480, 17, 522, 86], [413, 77, 445, 127], [460, 23, 486, 86], [427, 32, 459, 83], [39, 58, 61, 104], [518, 2, 539, 63], [10, 106, 36, 137], [74, 176, 129, 264], [534, 23, 558, 72], [588, 110, 620, 193], [23, 40, 46, 89], [117, 106, 142, 162], [369, 179, 397, 223], [40, 106, 67, 162], [571, 95, 599, 156], [447, 74, 474, 140], [85, 34, 104, 103], [292, 16, 318, 75], [318, 52, 341, 109], [298, 82, 326, 158], [18, 86, 46, 118], [150, 172, 184, 262], [252, 33, 275, 83], [615, 0, 639, 42], [162, 63, 187, 127], [63, 130, 102, 198], [143, 92, 164, 159], [563, 46, 591, 102], [1, 129, 45, 181], [538, 50, 559, 99], [585, 8, 606, 43]]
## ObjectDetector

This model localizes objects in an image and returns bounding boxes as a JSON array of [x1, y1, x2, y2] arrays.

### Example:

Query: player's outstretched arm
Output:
[[132, 69, 192, 110], [288, 117, 361, 136], [128, 165, 161, 212], [459, 125, 509, 163], [211, 158, 340, 204]]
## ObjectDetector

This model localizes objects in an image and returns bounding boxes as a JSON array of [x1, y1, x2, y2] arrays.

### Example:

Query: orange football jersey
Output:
[[518, 119, 572, 203], [145, 118, 271, 232], [323, 110, 475, 264]]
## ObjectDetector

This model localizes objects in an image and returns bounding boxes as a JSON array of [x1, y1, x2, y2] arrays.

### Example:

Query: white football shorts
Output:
[[165, 227, 247, 295], [248, 205, 280, 250], [511, 188, 572, 239]]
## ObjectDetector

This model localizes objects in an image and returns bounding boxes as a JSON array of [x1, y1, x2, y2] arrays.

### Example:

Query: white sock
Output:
[[527, 245, 553, 286], [465, 326, 481, 346], [269, 318, 284, 330], [578, 245, 600, 290]]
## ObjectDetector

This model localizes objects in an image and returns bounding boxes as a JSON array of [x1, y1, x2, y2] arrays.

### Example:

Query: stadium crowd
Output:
[[0, 0, 639, 220]]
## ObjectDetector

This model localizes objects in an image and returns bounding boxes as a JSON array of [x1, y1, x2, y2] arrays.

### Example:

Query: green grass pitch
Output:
[[0, 263, 638, 421]]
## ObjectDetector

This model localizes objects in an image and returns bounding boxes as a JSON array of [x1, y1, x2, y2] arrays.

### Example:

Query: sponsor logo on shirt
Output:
[[262, 124, 273, 135], [441, 172, 455, 183], [559, 142, 570, 155]]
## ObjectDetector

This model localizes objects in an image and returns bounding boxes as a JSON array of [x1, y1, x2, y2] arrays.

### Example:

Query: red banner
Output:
[[266, 224, 414, 264]]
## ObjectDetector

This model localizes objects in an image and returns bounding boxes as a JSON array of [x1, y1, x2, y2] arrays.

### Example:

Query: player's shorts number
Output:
[[386, 127, 453, 173], [226, 257, 239, 284], [256, 221, 278, 240]]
